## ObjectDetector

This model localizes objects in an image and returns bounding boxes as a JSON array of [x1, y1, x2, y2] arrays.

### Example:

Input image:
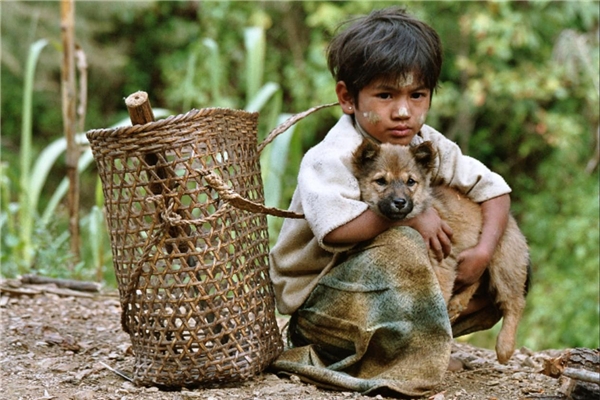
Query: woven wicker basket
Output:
[[86, 104, 331, 388]]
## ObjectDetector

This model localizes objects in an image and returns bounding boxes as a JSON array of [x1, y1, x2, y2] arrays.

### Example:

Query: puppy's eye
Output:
[[406, 178, 417, 187], [375, 178, 387, 186]]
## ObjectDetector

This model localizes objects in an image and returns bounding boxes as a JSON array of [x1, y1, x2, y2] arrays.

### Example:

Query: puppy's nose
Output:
[[393, 198, 407, 209]]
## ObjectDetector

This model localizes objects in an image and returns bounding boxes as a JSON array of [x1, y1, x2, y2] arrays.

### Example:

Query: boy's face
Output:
[[336, 74, 431, 146]]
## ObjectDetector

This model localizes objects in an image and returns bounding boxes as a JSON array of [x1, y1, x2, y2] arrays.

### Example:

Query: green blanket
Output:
[[272, 227, 452, 397]]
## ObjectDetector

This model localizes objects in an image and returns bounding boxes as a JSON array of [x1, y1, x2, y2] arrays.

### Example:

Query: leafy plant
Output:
[[467, 160, 599, 351], [17, 38, 48, 270]]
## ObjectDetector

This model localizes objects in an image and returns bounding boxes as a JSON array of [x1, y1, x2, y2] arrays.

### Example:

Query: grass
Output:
[[1, 25, 297, 286]]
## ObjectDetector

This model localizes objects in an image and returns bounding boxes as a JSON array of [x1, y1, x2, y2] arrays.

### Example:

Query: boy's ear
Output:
[[335, 81, 355, 115], [412, 141, 437, 171], [352, 139, 380, 172]]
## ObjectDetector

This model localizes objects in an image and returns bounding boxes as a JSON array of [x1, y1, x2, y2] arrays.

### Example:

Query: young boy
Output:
[[269, 7, 511, 397]]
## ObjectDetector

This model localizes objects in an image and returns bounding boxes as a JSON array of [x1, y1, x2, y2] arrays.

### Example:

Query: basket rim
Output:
[[85, 107, 259, 140]]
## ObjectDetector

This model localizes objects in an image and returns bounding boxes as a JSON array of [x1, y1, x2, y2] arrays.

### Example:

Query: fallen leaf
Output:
[[42, 326, 81, 352], [429, 391, 446, 400]]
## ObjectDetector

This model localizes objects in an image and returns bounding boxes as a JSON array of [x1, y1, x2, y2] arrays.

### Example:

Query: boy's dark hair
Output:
[[327, 7, 443, 101]]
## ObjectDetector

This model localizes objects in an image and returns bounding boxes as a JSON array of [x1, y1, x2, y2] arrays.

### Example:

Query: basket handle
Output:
[[193, 102, 338, 218], [257, 102, 338, 154], [200, 170, 305, 218], [202, 101, 338, 219], [146, 170, 306, 221]]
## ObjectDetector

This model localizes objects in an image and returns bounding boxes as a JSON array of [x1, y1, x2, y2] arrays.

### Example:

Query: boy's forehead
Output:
[[372, 73, 427, 90]]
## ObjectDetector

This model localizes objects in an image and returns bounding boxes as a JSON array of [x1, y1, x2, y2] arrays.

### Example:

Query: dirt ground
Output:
[[0, 282, 577, 400]]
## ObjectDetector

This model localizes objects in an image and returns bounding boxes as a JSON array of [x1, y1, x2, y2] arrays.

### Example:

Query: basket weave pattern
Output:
[[86, 108, 283, 388]]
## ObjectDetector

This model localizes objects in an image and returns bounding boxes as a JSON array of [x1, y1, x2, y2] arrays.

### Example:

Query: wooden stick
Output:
[[21, 274, 101, 292], [124, 92, 190, 255], [125, 91, 165, 195], [563, 367, 600, 385], [125, 91, 155, 125], [75, 44, 88, 133], [99, 361, 133, 382], [61, 0, 81, 266]]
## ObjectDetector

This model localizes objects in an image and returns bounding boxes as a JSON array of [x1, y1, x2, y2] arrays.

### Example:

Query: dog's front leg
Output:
[[447, 282, 480, 323]]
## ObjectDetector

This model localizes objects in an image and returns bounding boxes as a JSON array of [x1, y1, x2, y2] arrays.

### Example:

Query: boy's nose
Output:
[[392, 103, 410, 119]]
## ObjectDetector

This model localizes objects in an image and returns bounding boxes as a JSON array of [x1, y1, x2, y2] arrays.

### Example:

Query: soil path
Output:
[[1, 289, 573, 399]]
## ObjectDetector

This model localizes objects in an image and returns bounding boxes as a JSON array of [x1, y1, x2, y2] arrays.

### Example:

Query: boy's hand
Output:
[[454, 245, 492, 291], [403, 206, 453, 261], [454, 194, 511, 292]]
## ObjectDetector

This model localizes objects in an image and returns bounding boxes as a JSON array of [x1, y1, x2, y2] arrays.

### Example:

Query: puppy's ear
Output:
[[352, 139, 380, 171], [412, 141, 437, 172]]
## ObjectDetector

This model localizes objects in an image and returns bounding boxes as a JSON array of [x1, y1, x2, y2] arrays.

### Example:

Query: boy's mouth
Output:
[[388, 126, 413, 141], [390, 125, 411, 134]]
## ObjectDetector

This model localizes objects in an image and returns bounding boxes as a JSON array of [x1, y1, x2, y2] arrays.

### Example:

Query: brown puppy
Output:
[[351, 139, 530, 364]]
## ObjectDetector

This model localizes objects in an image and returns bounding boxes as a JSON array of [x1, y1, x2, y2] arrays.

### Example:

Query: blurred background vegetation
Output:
[[1, 1, 598, 352]]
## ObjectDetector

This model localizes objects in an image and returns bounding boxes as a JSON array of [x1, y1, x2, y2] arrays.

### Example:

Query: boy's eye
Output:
[[377, 93, 392, 100], [406, 178, 416, 186], [411, 92, 427, 99], [375, 177, 387, 186]]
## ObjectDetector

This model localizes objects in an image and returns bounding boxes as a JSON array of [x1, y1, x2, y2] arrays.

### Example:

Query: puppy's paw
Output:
[[447, 302, 464, 323], [496, 328, 517, 364], [495, 343, 515, 364]]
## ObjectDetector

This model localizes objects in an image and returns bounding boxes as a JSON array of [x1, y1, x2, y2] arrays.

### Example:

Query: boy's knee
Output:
[[339, 226, 435, 290], [378, 226, 425, 247], [363, 226, 429, 264]]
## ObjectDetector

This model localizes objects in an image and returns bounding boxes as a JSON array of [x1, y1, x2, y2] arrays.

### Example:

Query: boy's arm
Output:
[[324, 206, 453, 261], [454, 193, 511, 291], [323, 209, 395, 244]]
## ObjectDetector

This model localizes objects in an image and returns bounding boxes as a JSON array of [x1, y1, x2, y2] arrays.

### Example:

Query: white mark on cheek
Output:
[[418, 111, 427, 126], [398, 107, 409, 117], [363, 111, 381, 124]]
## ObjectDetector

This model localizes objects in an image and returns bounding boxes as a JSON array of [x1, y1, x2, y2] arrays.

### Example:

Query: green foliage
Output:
[[18, 38, 49, 269], [1, 1, 598, 352], [517, 157, 600, 350], [466, 158, 599, 351]]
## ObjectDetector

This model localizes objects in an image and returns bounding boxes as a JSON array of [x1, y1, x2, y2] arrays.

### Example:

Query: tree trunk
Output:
[[544, 348, 600, 400], [61, 0, 80, 266]]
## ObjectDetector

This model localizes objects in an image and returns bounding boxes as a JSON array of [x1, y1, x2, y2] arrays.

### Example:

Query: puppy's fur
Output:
[[351, 139, 530, 364]]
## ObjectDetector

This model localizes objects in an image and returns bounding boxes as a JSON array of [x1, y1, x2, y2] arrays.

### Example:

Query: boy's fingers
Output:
[[429, 238, 443, 261], [436, 221, 453, 258], [442, 221, 453, 238], [440, 235, 452, 258]]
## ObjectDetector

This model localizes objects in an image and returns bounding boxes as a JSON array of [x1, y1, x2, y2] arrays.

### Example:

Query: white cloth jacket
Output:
[[269, 114, 512, 315]]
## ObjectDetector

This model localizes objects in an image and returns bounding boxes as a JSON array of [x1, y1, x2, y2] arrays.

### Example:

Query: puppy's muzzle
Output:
[[379, 196, 413, 220]]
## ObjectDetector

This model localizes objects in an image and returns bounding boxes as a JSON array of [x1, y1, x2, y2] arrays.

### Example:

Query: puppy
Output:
[[351, 139, 530, 364]]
